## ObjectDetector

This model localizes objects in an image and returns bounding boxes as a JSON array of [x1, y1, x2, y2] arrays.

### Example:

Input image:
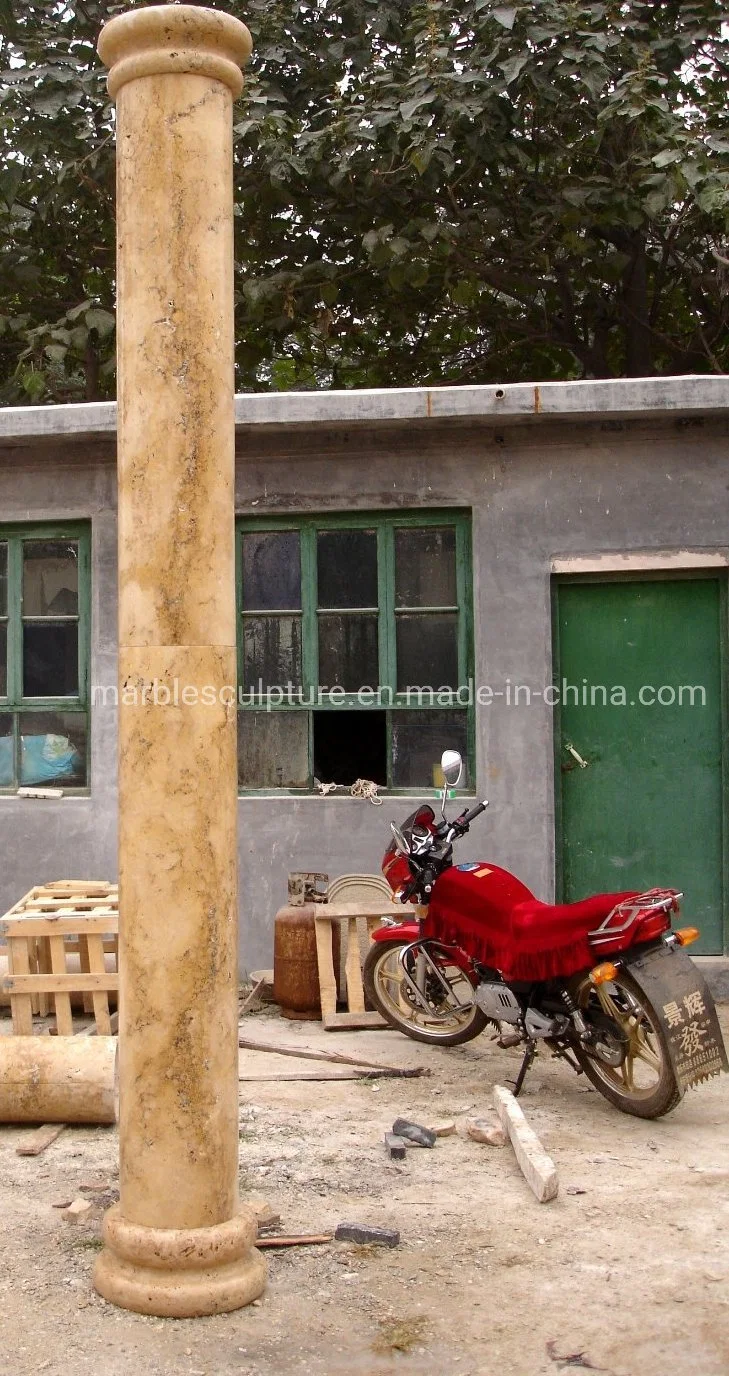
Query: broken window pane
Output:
[[0, 543, 7, 617], [242, 531, 301, 611], [396, 613, 458, 691], [317, 530, 377, 608], [243, 615, 302, 690], [23, 541, 78, 616], [391, 710, 469, 789], [395, 528, 456, 608], [23, 622, 79, 697], [19, 711, 87, 787], [0, 714, 12, 788], [237, 710, 308, 788], [318, 613, 378, 691], [313, 709, 386, 787], [0, 622, 6, 697]]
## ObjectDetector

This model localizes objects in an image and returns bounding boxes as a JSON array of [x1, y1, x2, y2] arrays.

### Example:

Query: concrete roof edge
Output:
[[0, 375, 728, 443]]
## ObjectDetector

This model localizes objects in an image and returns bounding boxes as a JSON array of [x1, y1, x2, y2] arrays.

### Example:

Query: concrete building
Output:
[[1, 375, 728, 986]]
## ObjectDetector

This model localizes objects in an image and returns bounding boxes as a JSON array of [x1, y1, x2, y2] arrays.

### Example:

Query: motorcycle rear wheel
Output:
[[571, 968, 681, 1119], [363, 938, 489, 1046]]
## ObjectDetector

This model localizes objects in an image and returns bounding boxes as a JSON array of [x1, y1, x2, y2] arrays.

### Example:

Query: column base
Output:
[[93, 1203, 266, 1317]]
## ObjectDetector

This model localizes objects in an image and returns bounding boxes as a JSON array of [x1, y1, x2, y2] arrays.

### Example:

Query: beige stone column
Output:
[[94, 6, 265, 1317]]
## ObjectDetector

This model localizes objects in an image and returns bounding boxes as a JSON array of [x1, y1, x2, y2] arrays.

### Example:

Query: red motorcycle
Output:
[[364, 750, 727, 1119]]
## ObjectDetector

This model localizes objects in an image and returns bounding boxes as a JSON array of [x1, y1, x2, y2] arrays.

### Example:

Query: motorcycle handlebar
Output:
[[456, 799, 489, 829]]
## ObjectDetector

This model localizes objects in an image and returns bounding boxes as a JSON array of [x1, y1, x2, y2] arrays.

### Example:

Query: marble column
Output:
[[94, 6, 266, 1317]]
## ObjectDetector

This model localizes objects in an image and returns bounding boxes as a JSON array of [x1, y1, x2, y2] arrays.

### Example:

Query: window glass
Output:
[[391, 710, 469, 789], [396, 613, 458, 691], [23, 623, 79, 697], [0, 543, 7, 617], [23, 541, 78, 616], [237, 516, 471, 791], [0, 622, 6, 697], [19, 711, 87, 787], [0, 714, 12, 787], [237, 711, 308, 788], [318, 530, 377, 608], [318, 613, 378, 691], [242, 531, 300, 611], [243, 616, 302, 690], [395, 528, 456, 607]]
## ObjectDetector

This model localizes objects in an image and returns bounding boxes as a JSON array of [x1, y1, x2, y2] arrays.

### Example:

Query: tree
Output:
[[1, 0, 728, 403]]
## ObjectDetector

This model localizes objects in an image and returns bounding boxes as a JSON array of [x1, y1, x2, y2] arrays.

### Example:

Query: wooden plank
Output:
[[48, 936, 74, 1035], [85, 934, 112, 1035], [35, 936, 52, 1017], [321, 901, 410, 918], [238, 1036, 427, 1076], [313, 915, 338, 1022], [1, 917, 117, 937], [16, 1123, 66, 1157], [77, 933, 95, 1016], [492, 1085, 559, 1204], [322, 1010, 387, 1030], [344, 916, 366, 1014], [239, 976, 266, 1016], [255, 1234, 332, 1249], [3, 972, 119, 993], [8, 937, 34, 1035]]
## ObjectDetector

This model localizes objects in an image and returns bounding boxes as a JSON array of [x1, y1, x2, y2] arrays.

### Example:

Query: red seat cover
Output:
[[424, 863, 637, 980]]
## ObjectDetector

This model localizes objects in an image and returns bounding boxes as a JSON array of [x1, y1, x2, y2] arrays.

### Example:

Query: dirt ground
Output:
[[1, 1003, 728, 1376]]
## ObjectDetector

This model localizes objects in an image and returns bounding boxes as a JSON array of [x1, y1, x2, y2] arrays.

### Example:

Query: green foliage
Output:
[[1, 0, 728, 402]]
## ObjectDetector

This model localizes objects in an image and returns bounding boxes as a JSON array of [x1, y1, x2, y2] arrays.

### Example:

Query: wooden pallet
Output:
[[314, 900, 408, 1030], [0, 882, 118, 1036]]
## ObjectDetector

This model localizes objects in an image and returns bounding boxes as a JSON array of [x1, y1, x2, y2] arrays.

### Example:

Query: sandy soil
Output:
[[1, 1004, 728, 1376]]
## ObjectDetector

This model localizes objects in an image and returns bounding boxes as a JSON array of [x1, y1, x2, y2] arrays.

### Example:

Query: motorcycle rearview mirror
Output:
[[390, 821, 411, 856], [439, 748, 463, 819]]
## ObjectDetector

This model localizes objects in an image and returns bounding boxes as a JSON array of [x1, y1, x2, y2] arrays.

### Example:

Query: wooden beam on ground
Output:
[[237, 1035, 428, 1077], [16, 1123, 66, 1157], [493, 1084, 559, 1204], [255, 1234, 332, 1249]]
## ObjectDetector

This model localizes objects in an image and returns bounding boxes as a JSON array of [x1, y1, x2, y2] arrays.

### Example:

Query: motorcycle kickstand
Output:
[[509, 1039, 537, 1097]]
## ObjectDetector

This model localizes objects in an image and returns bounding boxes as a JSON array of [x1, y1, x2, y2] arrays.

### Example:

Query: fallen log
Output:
[[0, 1036, 118, 1124], [238, 1035, 428, 1077]]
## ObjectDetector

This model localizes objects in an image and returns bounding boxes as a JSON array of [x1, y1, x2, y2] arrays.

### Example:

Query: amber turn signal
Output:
[[674, 926, 700, 947], [588, 961, 619, 986]]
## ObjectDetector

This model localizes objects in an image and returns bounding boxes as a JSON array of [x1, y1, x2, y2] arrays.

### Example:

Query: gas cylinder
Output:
[[273, 904, 340, 1020]]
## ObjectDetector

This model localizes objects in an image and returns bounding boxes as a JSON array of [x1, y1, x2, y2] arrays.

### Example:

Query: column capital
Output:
[[97, 4, 252, 100]]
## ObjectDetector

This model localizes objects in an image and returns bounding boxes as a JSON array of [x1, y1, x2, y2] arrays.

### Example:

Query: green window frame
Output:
[[236, 510, 474, 794], [0, 523, 91, 795]]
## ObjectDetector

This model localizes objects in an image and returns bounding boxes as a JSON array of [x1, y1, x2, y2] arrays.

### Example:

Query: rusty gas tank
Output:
[[273, 904, 340, 1020]]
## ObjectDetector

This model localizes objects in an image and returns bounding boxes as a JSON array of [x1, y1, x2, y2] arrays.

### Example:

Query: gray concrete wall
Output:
[[1, 411, 728, 970]]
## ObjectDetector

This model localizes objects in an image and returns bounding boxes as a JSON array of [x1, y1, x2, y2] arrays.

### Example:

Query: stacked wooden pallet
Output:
[[0, 880, 118, 1036]]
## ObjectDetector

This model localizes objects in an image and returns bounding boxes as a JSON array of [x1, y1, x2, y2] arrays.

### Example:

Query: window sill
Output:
[[237, 790, 478, 801]]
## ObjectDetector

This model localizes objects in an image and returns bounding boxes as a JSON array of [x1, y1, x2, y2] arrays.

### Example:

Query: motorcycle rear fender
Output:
[[622, 942, 728, 1092]]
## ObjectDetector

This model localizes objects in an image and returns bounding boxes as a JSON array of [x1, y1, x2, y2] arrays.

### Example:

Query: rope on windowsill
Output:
[[350, 778, 383, 805]]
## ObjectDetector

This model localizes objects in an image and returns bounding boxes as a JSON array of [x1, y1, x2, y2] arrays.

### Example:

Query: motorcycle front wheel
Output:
[[363, 938, 489, 1046], [570, 967, 681, 1119]]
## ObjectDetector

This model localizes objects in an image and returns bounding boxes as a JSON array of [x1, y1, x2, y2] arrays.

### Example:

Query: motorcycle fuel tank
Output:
[[429, 862, 535, 933]]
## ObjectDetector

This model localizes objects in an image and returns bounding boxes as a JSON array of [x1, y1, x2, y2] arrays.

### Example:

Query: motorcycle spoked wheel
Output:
[[570, 968, 681, 1119], [363, 939, 490, 1046]]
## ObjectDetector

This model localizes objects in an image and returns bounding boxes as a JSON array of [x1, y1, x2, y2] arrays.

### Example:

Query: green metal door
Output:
[[554, 576, 725, 954]]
